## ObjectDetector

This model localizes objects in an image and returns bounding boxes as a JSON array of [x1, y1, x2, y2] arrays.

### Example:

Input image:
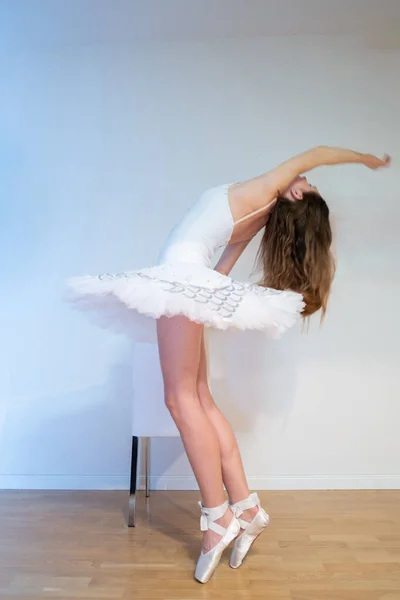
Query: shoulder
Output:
[[228, 178, 275, 221]]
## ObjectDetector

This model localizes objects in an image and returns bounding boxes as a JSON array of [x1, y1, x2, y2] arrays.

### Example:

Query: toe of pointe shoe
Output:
[[194, 543, 227, 583], [194, 500, 240, 583], [229, 546, 244, 569], [229, 509, 270, 569], [194, 555, 217, 583], [194, 519, 240, 583]]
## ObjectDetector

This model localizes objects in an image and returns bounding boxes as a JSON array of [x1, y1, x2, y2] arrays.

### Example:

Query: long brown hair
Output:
[[257, 192, 335, 318]]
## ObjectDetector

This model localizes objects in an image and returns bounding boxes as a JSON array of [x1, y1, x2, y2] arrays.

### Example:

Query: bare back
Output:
[[226, 182, 276, 245]]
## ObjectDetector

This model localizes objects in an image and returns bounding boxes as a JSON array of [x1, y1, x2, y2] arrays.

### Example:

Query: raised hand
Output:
[[362, 153, 391, 170]]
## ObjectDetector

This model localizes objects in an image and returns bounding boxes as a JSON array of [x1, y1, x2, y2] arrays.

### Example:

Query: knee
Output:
[[164, 384, 197, 422], [163, 388, 182, 417]]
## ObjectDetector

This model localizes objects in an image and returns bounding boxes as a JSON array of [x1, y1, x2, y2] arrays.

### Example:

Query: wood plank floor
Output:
[[0, 490, 399, 599]]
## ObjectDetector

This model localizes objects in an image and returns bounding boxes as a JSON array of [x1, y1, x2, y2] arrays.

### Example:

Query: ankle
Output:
[[240, 505, 259, 523], [201, 506, 234, 554], [229, 492, 261, 522], [215, 506, 234, 528]]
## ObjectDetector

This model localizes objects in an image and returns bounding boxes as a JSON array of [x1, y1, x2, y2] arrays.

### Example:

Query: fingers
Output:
[[382, 153, 391, 167], [372, 153, 391, 169], [364, 152, 391, 170]]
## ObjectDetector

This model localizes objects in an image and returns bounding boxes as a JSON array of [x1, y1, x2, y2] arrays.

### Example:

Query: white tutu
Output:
[[67, 262, 305, 343]]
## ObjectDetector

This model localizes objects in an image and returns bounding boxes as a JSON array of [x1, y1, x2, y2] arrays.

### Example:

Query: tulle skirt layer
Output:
[[67, 262, 305, 343]]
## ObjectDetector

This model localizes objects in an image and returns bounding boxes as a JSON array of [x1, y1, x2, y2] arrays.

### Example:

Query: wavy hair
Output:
[[257, 192, 335, 318]]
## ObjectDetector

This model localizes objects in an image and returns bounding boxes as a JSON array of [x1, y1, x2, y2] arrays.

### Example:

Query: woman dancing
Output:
[[68, 146, 390, 583]]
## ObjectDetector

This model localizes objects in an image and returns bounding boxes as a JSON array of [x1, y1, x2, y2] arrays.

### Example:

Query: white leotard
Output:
[[158, 183, 235, 267]]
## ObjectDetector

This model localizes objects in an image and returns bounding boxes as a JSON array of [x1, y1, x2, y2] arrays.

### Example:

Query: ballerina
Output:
[[68, 146, 390, 583]]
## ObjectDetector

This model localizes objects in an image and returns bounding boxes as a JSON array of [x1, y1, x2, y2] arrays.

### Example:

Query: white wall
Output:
[[1, 35, 399, 490]]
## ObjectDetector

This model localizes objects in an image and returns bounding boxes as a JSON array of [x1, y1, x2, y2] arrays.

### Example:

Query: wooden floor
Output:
[[0, 491, 399, 599]]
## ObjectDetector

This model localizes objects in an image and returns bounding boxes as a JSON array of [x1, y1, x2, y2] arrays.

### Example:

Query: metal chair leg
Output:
[[144, 437, 151, 498], [128, 436, 138, 527]]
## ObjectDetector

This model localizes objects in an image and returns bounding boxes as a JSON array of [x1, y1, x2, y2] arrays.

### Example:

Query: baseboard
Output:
[[1, 474, 399, 491], [140, 475, 400, 491]]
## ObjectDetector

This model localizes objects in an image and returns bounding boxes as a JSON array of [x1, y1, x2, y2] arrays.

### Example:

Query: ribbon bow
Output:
[[198, 501, 209, 532]]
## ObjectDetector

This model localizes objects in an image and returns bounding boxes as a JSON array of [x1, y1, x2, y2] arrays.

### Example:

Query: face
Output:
[[282, 176, 319, 201]]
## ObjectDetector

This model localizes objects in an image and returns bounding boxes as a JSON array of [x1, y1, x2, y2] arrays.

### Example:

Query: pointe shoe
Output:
[[229, 492, 270, 569], [194, 500, 240, 584]]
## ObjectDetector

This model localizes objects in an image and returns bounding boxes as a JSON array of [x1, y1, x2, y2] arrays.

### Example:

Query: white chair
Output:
[[129, 342, 179, 526]]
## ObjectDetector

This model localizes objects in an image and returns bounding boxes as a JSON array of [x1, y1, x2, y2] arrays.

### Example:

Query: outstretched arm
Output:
[[305, 146, 390, 170], [247, 146, 391, 200]]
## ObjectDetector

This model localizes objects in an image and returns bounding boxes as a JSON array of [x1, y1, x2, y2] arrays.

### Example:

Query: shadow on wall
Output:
[[209, 327, 300, 431]]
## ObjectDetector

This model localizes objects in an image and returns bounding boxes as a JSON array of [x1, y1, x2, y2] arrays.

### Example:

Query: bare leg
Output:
[[157, 316, 234, 552], [196, 335, 259, 528]]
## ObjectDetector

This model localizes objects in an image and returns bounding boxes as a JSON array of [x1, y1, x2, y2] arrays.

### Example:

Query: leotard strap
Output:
[[233, 204, 272, 226]]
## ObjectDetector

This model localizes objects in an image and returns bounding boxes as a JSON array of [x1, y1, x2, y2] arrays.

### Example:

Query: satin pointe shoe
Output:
[[194, 500, 240, 584], [229, 492, 270, 569]]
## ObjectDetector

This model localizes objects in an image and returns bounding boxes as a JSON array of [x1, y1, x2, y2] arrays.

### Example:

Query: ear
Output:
[[292, 187, 304, 201]]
